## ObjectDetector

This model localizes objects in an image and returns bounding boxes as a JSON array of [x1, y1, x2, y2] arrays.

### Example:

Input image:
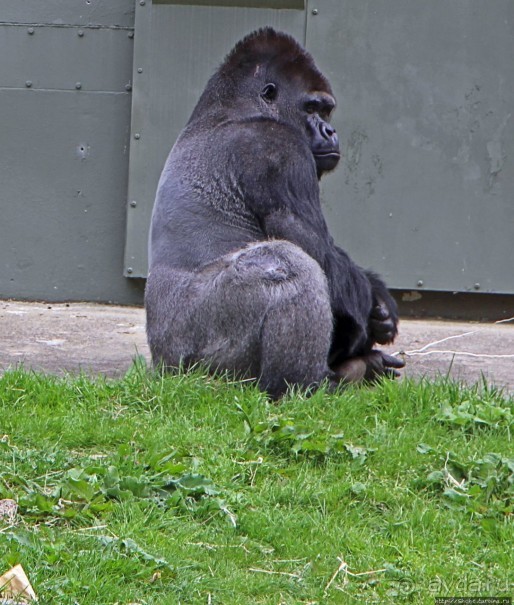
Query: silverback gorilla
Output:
[[146, 28, 404, 398]]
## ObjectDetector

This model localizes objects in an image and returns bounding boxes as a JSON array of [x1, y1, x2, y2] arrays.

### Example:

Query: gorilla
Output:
[[146, 27, 403, 398]]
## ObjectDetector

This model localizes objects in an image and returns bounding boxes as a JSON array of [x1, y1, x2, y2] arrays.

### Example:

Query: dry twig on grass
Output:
[[323, 556, 387, 596]]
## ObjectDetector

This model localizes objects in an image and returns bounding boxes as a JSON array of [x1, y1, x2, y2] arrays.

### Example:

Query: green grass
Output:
[[0, 362, 512, 604]]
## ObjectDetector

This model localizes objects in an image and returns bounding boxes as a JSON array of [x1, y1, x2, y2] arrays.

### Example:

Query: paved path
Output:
[[0, 301, 512, 394]]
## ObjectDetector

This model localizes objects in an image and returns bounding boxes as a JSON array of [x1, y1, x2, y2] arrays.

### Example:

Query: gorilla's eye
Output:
[[304, 101, 318, 114], [261, 83, 277, 103]]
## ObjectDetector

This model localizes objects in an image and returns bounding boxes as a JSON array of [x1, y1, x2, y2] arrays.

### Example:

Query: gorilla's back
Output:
[[149, 122, 266, 272]]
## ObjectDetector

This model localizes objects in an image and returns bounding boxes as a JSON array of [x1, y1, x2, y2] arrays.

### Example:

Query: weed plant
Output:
[[0, 361, 512, 604]]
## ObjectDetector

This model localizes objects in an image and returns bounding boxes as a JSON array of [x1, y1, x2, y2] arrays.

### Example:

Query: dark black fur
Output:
[[146, 28, 402, 398]]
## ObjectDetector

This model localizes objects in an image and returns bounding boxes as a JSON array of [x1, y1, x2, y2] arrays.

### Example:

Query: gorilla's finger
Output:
[[370, 320, 396, 344], [370, 303, 390, 320], [381, 353, 406, 369], [370, 316, 394, 330]]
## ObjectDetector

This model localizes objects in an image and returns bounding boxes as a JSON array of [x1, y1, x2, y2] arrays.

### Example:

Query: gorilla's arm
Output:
[[333, 245, 399, 350], [261, 210, 403, 374], [238, 136, 373, 356], [261, 210, 371, 339], [236, 124, 399, 362]]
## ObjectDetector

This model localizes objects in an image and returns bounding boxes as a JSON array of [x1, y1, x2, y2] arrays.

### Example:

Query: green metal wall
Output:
[[1, 1, 513, 303], [0, 0, 143, 303]]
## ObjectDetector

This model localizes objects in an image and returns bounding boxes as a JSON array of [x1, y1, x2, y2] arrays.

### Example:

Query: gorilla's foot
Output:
[[332, 350, 405, 384]]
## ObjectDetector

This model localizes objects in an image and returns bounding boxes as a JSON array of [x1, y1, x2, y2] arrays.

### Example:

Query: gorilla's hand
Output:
[[369, 295, 398, 345], [364, 271, 399, 346], [332, 350, 405, 384]]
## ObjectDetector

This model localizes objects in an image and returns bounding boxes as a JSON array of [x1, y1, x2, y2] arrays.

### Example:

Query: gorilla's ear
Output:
[[260, 82, 277, 103]]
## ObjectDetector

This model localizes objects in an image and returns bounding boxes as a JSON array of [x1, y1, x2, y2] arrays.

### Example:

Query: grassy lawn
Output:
[[0, 362, 512, 604]]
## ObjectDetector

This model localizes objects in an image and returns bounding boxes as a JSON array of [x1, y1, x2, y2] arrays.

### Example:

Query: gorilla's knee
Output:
[[234, 243, 290, 281], [231, 240, 327, 291]]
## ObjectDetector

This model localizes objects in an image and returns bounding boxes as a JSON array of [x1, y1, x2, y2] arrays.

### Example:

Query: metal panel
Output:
[[0, 26, 134, 92], [0, 3, 141, 304], [0, 0, 135, 27], [306, 0, 514, 294], [124, 1, 307, 276], [0, 89, 142, 303]]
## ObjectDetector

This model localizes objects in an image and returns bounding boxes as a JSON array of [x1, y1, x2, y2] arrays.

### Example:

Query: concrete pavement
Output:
[[0, 300, 512, 394]]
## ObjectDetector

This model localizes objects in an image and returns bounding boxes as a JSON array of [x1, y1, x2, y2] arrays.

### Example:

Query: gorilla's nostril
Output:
[[320, 122, 336, 139]]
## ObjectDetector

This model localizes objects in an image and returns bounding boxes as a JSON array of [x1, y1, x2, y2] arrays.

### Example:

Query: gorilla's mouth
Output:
[[314, 151, 341, 174], [314, 151, 340, 159], [314, 151, 341, 165]]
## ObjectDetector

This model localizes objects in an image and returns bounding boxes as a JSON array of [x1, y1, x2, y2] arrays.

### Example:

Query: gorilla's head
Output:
[[191, 28, 341, 176]]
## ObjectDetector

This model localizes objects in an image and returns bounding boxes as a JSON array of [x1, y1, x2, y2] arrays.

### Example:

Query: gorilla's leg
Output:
[[145, 240, 333, 398]]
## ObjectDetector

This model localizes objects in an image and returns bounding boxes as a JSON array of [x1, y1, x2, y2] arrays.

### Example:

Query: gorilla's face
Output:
[[258, 79, 340, 177], [302, 91, 340, 174]]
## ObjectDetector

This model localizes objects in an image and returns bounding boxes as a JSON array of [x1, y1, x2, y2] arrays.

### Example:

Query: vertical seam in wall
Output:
[[302, 0, 309, 46]]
